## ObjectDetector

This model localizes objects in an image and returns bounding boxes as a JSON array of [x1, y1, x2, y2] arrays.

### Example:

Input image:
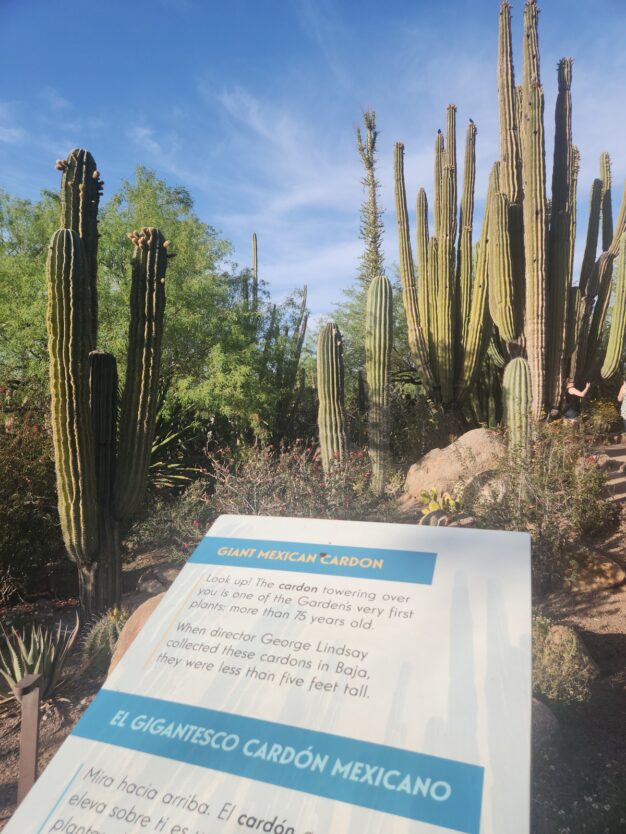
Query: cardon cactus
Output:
[[394, 113, 490, 409], [47, 151, 170, 613], [365, 274, 393, 495], [489, 2, 626, 415], [317, 323, 347, 473], [503, 357, 532, 454]]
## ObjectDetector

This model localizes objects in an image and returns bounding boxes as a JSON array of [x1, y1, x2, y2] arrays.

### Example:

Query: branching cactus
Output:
[[47, 151, 170, 613], [601, 233, 626, 379], [503, 357, 532, 455], [365, 275, 393, 495], [317, 323, 347, 474]]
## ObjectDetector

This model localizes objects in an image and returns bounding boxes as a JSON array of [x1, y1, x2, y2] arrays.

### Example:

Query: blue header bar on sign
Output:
[[188, 536, 437, 585], [73, 690, 483, 834]]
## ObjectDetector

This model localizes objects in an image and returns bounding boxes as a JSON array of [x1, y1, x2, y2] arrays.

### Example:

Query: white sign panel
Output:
[[6, 514, 531, 834]]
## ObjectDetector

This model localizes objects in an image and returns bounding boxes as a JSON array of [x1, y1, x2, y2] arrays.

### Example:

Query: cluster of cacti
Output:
[[394, 109, 491, 409], [316, 323, 347, 473], [365, 275, 393, 494], [392, 1, 626, 425], [47, 148, 170, 613], [488, 1, 626, 418]]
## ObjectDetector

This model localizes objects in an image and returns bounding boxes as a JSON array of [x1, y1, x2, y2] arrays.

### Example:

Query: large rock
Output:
[[108, 593, 165, 675], [566, 554, 626, 592], [532, 697, 559, 757], [402, 428, 505, 505]]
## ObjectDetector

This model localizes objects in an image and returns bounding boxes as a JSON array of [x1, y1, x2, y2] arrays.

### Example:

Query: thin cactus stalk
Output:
[[317, 323, 347, 473], [47, 229, 99, 607], [601, 233, 626, 379], [416, 188, 430, 339], [503, 357, 532, 455], [520, 0, 548, 418], [251, 232, 259, 316], [393, 143, 434, 391], [56, 149, 103, 348], [113, 228, 168, 522], [365, 275, 393, 496], [456, 120, 477, 351]]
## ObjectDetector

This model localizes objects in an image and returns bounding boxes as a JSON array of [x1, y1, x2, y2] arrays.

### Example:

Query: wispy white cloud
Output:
[[40, 87, 71, 111]]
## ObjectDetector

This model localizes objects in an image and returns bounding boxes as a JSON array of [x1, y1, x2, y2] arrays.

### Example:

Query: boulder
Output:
[[402, 428, 505, 505], [531, 698, 559, 758], [137, 562, 181, 595], [108, 593, 165, 675], [566, 555, 626, 593]]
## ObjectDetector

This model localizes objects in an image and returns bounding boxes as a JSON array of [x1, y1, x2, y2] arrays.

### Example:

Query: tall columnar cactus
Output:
[[317, 323, 347, 473], [47, 151, 170, 613], [503, 357, 532, 454], [365, 275, 393, 495]]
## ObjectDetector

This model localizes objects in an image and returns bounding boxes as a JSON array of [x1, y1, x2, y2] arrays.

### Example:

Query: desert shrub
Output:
[[0, 395, 66, 595], [82, 608, 129, 674], [389, 386, 449, 465], [208, 443, 391, 521], [125, 444, 396, 560], [584, 398, 621, 442], [464, 423, 618, 589], [0, 615, 79, 703], [124, 480, 211, 560], [532, 614, 595, 704]]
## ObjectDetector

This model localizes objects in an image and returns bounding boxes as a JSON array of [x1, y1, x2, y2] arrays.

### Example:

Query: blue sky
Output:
[[1, 0, 625, 319]]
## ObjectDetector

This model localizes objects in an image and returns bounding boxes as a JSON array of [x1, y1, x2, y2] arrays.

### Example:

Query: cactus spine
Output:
[[503, 357, 532, 454], [47, 151, 170, 613], [365, 275, 393, 495], [317, 323, 347, 473]]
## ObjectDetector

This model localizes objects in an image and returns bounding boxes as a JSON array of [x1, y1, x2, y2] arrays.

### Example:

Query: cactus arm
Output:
[[434, 130, 444, 240], [393, 142, 434, 392], [520, 0, 548, 418], [366, 275, 393, 495], [427, 236, 441, 389], [436, 106, 457, 405], [316, 323, 348, 473], [503, 357, 532, 454], [497, 2, 522, 205], [89, 350, 119, 606], [601, 233, 626, 379], [416, 188, 430, 341], [47, 229, 98, 567], [489, 189, 520, 342], [545, 59, 574, 410], [56, 149, 103, 348], [457, 120, 477, 351], [113, 228, 168, 522], [600, 152, 613, 252]]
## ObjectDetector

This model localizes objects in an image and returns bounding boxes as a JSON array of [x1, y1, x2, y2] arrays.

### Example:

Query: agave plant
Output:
[[0, 614, 79, 703]]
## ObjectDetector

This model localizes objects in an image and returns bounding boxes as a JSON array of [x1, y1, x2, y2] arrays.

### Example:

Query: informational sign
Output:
[[6, 514, 531, 834]]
